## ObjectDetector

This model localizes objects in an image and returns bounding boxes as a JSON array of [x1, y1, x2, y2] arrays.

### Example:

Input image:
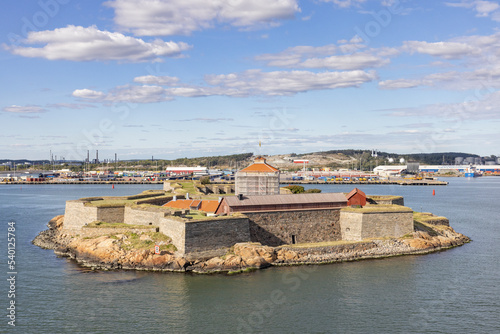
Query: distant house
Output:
[[166, 166, 208, 176], [346, 188, 367, 207], [163, 199, 220, 214], [216, 193, 347, 214]]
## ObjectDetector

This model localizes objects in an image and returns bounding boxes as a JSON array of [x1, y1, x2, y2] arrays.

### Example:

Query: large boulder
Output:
[[233, 242, 276, 262], [243, 256, 270, 269]]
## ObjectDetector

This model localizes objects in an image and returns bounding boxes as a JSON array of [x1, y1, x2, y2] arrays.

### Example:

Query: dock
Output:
[[282, 180, 448, 186]]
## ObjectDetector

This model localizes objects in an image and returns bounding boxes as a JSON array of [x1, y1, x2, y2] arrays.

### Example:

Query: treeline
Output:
[[401, 152, 479, 165], [308, 149, 481, 165], [163, 152, 253, 168], [126, 153, 254, 168]]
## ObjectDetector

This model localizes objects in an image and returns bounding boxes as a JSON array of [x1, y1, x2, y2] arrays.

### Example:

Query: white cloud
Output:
[[204, 69, 377, 96], [380, 32, 500, 90], [47, 103, 96, 109], [380, 66, 500, 90], [72, 89, 106, 100], [2, 105, 47, 113], [255, 40, 392, 70], [105, 0, 300, 36], [379, 79, 422, 89], [320, 0, 366, 8], [79, 85, 172, 103], [300, 53, 390, 70], [73, 69, 376, 103], [133, 75, 180, 85], [177, 118, 234, 122], [402, 41, 477, 59], [383, 90, 500, 120], [257, 44, 339, 67], [445, 0, 500, 18], [4, 25, 191, 62]]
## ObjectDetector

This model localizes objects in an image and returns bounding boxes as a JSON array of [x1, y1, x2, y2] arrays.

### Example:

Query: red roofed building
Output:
[[163, 199, 220, 214], [216, 193, 347, 215], [235, 156, 280, 196], [346, 188, 367, 207]]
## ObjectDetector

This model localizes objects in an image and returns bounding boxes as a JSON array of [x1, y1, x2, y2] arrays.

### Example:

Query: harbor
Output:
[[0, 178, 448, 186]]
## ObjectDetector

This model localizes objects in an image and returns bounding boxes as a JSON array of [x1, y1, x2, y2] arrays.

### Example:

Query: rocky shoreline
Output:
[[33, 215, 471, 275]]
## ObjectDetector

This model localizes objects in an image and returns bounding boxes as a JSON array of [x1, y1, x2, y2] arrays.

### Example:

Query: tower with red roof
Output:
[[235, 156, 280, 196]]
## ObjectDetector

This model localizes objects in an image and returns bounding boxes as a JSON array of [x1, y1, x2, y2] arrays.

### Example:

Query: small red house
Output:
[[346, 188, 367, 207]]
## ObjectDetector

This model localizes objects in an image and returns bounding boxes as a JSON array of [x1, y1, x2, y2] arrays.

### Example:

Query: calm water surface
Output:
[[0, 179, 499, 333]]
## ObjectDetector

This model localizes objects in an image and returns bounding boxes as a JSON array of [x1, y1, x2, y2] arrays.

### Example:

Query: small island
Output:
[[33, 158, 470, 274], [33, 188, 470, 274]]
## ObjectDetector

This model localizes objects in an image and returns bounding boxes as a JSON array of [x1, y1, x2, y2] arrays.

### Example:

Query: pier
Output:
[[282, 179, 448, 186]]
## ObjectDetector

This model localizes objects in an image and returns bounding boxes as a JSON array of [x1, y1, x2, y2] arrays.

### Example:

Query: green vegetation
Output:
[[120, 231, 176, 252], [127, 190, 165, 200], [185, 211, 208, 220], [284, 185, 305, 193], [86, 199, 136, 208], [341, 205, 413, 213], [85, 221, 156, 229], [159, 244, 177, 252], [173, 181, 199, 195], [283, 185, 321, 194], [200, 176, 211, 185], [367, 195, 402, 201], [161, 152, 253, 168], [180, 211, 244, 222], [413, 212, 449, 231], [413, 211, 447, 223], [84, 190, 169, 207], [413, 221, 439, 236]]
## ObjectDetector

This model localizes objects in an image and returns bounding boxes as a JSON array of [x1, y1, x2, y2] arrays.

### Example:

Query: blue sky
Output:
[[1, 0, 500, 161]]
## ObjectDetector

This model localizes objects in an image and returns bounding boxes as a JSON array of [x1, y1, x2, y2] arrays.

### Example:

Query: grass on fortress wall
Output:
[[85, 221, 156, 229], [120, 231, 177, 252], [413, 212, 448, 223], [84, 190, 169, 207], [367, 195, 403, 201], [341, 204, 413, 213], [172, 181, 199, 195]]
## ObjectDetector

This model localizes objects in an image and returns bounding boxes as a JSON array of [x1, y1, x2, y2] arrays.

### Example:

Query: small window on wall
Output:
[[291, 235, 297, 244]]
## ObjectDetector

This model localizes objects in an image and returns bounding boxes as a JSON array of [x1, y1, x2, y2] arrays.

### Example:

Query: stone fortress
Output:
[[62, 157, 415, 259]]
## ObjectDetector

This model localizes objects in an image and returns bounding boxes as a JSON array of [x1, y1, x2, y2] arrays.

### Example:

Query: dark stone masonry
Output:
[[246, 209, 341, 246]]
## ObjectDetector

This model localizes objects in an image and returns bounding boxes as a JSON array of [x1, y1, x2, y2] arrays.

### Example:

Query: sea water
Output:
[[0, 179, 499, 333]]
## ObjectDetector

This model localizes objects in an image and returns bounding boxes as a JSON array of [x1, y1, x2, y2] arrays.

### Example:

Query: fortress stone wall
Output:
[[159, 216, 250, 258], [123, 206, 166, 226], [158, 218, 186, 254], [96, 207, 125, 224], [79, 226, 158, 238], [63, 201, 125, 232], [369, 196, 404, 206], [63, 200, 250, 257], [63, 201, 99, 232], [340, 210, 413, 241], [246, 209, 341, 246], [184, 217, 250, 258], [62, 194, 414, 257]]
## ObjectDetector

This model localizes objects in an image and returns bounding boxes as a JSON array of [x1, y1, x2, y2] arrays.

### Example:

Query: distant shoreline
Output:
[[1, 180, 450, 186]]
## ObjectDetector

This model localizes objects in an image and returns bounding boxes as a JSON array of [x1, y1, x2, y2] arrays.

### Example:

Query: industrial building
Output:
[[166, 166, 208, 176]]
